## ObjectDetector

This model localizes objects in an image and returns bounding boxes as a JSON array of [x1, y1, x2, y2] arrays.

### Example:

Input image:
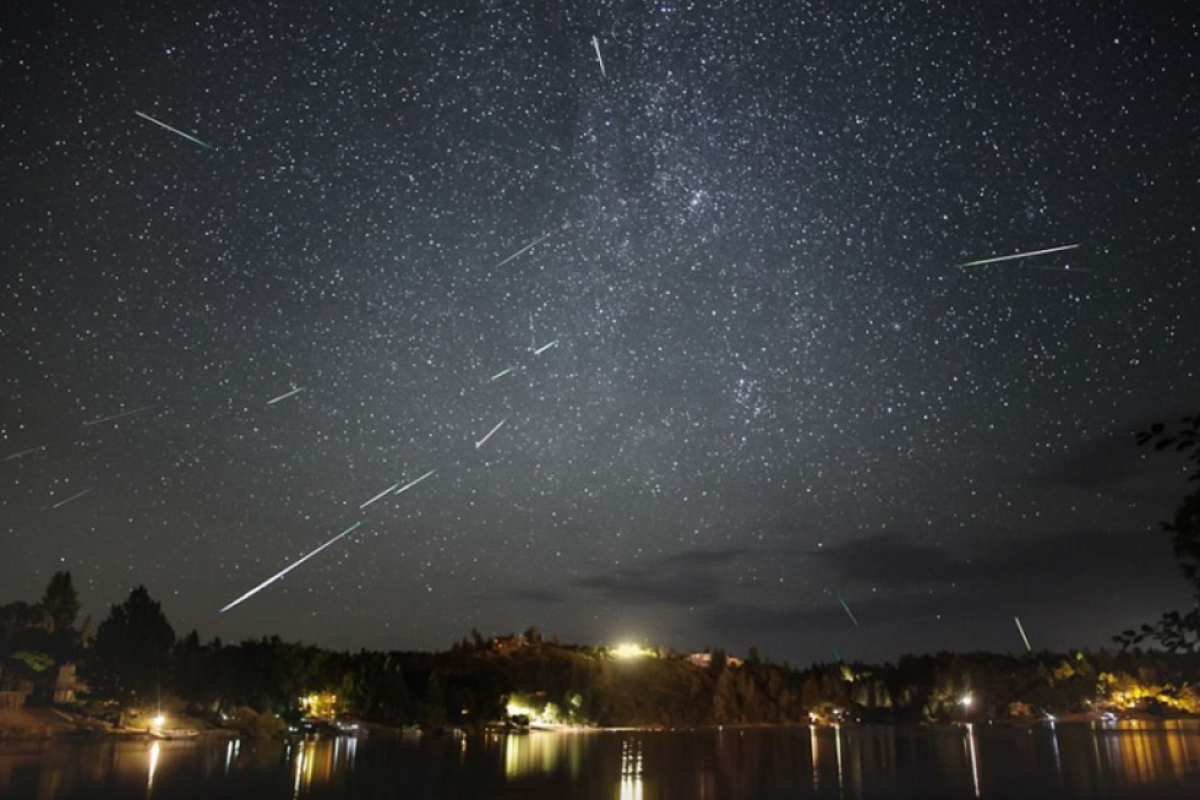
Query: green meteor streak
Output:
[[957, 243, 1079, 269], [836, 593, 860, 627], [135, 111, 216, 150]]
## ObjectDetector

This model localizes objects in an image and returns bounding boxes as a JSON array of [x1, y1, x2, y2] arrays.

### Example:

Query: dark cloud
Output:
[[575, 548, 746, 606], [701, 528, 1189, 658], [1030, 412, 1196, 493], [705, 593, 947, 637], [811, 532, 961, 588], [969, 528, 1174, 588], [810, 527, 1178, 592], [653, 547, 748, 569], [576, 572, 718, 606]]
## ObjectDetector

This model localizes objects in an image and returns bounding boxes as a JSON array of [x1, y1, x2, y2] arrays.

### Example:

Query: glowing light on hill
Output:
[[612, 643, 654, 660]]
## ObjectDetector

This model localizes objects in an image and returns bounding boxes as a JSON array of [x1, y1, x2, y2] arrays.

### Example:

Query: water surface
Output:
[[1, 721, 1198, 799]]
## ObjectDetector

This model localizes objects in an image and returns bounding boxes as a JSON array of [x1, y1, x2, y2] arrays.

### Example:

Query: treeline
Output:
[[3, 574, 1199, 731], [801, 649, 1200, 721], [0, 576, 809, 727]]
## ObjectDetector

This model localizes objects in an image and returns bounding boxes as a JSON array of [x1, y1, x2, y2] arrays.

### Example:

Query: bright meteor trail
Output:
[[394, 469, 436, 496], [50, 488, 93, 509], [489, 366, 516, 382], [135, 111, 216, 150], [591, 36, 607, 78], [220, 521, 365, 613], [2, 445, 46, 462], [1015, 616, 1033, 652], [475, 418, 507, 449], [266, 387, 305, 405], [956, 243, 1079, 269], [533, 339, 559, 355], [359, 482, 402, 510], [836, 593, 860, 627], [82, 405, 157, 427], [492, 229, 556, 269]]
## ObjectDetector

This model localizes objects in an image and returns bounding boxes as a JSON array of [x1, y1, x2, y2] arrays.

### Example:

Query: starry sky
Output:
[[2, 1, 1198, 665]]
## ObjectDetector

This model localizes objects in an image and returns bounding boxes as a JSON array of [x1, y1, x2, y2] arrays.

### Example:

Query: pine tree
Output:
[[92, 586, 176, 700]]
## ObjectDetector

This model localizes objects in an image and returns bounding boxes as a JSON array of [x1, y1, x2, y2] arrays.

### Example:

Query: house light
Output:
[[612, 643, 653, 659]]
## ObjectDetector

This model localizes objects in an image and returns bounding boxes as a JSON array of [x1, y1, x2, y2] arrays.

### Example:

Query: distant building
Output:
[[0, 661, 82, 707], [490, 634, 525, 653], [52, 664, 79, 704], [299, 692, 342, 720], [686, 652, 743, 668], [0, 663, 31, 709]]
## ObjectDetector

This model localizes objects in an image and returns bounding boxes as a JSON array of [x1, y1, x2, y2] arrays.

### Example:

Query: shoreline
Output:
[[3, 708, 1197, 742]]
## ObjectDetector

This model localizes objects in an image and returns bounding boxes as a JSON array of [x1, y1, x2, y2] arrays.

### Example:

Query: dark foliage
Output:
[[1116, 414, 1200, 652], [40, 572, 80, 636], [91, 586, 176, 701]]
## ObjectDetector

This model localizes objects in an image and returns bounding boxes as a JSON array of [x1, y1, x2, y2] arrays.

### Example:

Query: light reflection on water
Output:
[[810, 724, 820, 791], [498, 730, 574, 779], [619, 737, 644, 800], [146, 740, 160, 793], [0, 722, 1199, 799], [963, 723, 980, 798]]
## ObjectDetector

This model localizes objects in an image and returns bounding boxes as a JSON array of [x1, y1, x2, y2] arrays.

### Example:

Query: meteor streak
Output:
[[82, 405, 157, 427], [492, 229, 556, 269], [2, 445, 46, 462], [220, 521, 365, 613], [51, 488, 93, 509], [394, 468, 436, 496], [591, 36, 607, 78], [533, 339, 559, 355], [1015, 616, 1033, 653], [135, 111, 216, 150], [359, 482, 402, 510], [475, 418, 507, 449], [489, 366, 516, 382], [836, 593, 860, 627], [956, 243, 1079, 269], [267, 387, 305, 405]]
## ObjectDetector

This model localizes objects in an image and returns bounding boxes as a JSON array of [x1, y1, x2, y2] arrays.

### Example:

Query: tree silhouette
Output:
[[1116, 414, 1200, 652], [41, 571, 80, 635], [92, 586, 176, 700]]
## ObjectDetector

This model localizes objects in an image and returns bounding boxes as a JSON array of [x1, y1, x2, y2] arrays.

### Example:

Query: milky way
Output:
[[1, 2, 1198, 662]]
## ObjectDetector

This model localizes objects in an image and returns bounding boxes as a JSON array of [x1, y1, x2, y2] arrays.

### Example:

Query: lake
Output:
[[1, 721, 1198, 799]]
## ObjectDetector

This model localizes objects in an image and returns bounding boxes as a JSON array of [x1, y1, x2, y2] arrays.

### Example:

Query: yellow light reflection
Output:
[[504, 735, 525, 779], [964, 723, 980, 798], [1049, 724, 1063, 785], [834, 724, 844, 795], [146, 741, 161, 794], [810, 726, 820, 790], [293, 739, 318, 799], [503, 732, 564, 780], [619, 738, 643, 800]]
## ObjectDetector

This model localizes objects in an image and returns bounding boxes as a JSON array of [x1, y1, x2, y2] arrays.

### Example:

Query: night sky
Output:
[[2, 1, 1198, 665]]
